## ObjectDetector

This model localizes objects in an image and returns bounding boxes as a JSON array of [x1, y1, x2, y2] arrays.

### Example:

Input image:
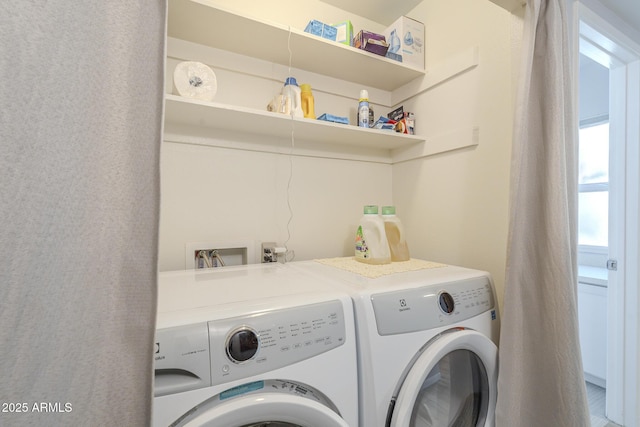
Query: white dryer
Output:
[[290, 260, 500, 427], [153, 263, 359, 427]]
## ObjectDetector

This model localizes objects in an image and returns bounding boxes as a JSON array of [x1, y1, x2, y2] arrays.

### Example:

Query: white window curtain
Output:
[[496, 0, 590, 425], [0, 2, 165, 425]]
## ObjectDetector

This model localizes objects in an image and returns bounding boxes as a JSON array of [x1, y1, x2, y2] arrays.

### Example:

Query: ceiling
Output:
[[319, 0, 422, 26], [321, 0, 640, 32], [598, 0, 640, 33]]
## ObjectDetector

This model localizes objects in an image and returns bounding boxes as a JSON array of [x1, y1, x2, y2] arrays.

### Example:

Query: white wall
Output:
[[393, 0, 514, 309], [160, 142, 392, 270], [159, 0, 516, 312], [579, 53, 609, 122]]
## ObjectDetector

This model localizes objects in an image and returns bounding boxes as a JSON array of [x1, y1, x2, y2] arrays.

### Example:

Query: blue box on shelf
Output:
[[317, 113, 349, 125], [305, 20, 338, 41]]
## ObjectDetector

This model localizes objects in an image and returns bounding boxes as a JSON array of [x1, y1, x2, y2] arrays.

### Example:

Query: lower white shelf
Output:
[[163, 95, 478, 164], [165, 94, 422, 146]]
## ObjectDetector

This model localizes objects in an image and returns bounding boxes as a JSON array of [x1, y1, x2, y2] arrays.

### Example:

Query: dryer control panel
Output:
[[209, 299, 346, 384], [371, 276, 494, 335]]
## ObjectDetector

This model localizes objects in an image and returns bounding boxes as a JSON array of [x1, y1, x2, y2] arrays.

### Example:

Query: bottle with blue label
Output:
[[357, 90, 370, 128], [355, 205, 391, 265]]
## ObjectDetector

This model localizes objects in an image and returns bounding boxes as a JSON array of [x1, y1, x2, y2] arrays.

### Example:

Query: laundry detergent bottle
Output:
[[300, 83, 315, 119], [382, 206, 410, 262], [355, 205, 391, 265], [282, 77, 303, 118]]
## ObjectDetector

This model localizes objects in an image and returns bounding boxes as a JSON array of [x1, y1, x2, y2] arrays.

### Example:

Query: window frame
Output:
[[577, 115, 609, 260]]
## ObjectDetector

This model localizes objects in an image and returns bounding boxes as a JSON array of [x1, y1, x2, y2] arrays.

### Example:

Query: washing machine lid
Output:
[[169, 380, 349, 427], [389, 329, 498, 427]]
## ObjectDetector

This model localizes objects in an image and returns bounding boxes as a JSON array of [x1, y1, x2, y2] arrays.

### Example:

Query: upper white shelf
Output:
[[167, 0, 426, 91], [487, 0, 525, 12], [319, 0, 422, 26]]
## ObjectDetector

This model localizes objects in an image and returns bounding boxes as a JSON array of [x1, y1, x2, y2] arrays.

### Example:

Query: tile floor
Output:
[[587, 382, 622, 427]]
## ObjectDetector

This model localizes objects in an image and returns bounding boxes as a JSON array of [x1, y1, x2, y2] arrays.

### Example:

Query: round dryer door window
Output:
[[169, 380, 349, 427], [389, 329, 498, 427]]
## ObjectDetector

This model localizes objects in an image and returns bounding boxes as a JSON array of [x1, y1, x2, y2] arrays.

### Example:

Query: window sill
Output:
[[578, 265, 608, 287]]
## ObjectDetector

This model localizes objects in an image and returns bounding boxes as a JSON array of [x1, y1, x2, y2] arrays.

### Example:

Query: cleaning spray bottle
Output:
[[357, 90, 370, 128]]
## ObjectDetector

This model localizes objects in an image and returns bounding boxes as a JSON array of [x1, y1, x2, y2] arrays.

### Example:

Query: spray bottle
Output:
[[357, 90, 370, 128]]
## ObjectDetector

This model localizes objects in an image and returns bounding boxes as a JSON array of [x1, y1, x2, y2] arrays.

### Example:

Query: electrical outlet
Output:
[[261, 242, 277, 263]]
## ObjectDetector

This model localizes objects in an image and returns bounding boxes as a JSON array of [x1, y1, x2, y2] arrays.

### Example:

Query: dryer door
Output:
[[170, 380, 349, 427], [389, 329, 497, 427]]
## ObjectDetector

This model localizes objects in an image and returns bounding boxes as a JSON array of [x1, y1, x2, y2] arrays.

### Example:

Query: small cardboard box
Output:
[[353, 30, 389, 56], [388, 105, 405, 121], [363, 38, 389, 56], [332, 20, 353, 46], [387, 106, 415, 134], [304, 20, 338, 41], [396, 114, 415, 135], [384, 16, 424, 69]]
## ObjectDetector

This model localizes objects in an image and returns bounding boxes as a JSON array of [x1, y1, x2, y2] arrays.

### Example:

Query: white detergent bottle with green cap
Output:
[[355, 205, 391, 264], [382, 206, 410, 262]]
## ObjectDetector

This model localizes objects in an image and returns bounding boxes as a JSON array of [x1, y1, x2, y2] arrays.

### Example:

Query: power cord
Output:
[[283, 26, 296, 263]]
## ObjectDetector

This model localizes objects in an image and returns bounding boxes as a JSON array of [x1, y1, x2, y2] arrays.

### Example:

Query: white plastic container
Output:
[[282, 77, 303, 118], [382, 206, 410, 262], [355, 205, 391, 264]]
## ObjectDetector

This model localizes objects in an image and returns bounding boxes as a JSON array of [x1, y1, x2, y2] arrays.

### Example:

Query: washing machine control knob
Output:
[[226, 327, 259, 363], [438, 291, 455, 314]]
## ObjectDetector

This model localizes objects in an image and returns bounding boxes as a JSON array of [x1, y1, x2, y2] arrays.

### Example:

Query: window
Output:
[[578, 120, 609, 249]]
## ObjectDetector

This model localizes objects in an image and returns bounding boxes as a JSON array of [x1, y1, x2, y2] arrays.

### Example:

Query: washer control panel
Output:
[[371, 276, 494, 335], [209, 299, 346, 384], [154, 323, 211, 397]]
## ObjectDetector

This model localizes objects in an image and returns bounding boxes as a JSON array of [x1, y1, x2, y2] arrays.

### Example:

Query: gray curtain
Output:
[[0, 2, 165, 426], [495, 0, 590, 426]]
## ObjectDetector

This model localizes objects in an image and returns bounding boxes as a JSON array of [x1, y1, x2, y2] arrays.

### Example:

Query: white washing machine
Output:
[[290, 260, 500, 427], [153, 263, 359, 427]]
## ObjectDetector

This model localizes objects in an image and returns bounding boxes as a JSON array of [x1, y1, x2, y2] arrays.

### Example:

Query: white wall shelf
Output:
[[164, 0, 480, 164], [488, 0, 525, 13], [168, 0, 426, 91], [164, 94, 425, 162], [164, 95, 479, 164]]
